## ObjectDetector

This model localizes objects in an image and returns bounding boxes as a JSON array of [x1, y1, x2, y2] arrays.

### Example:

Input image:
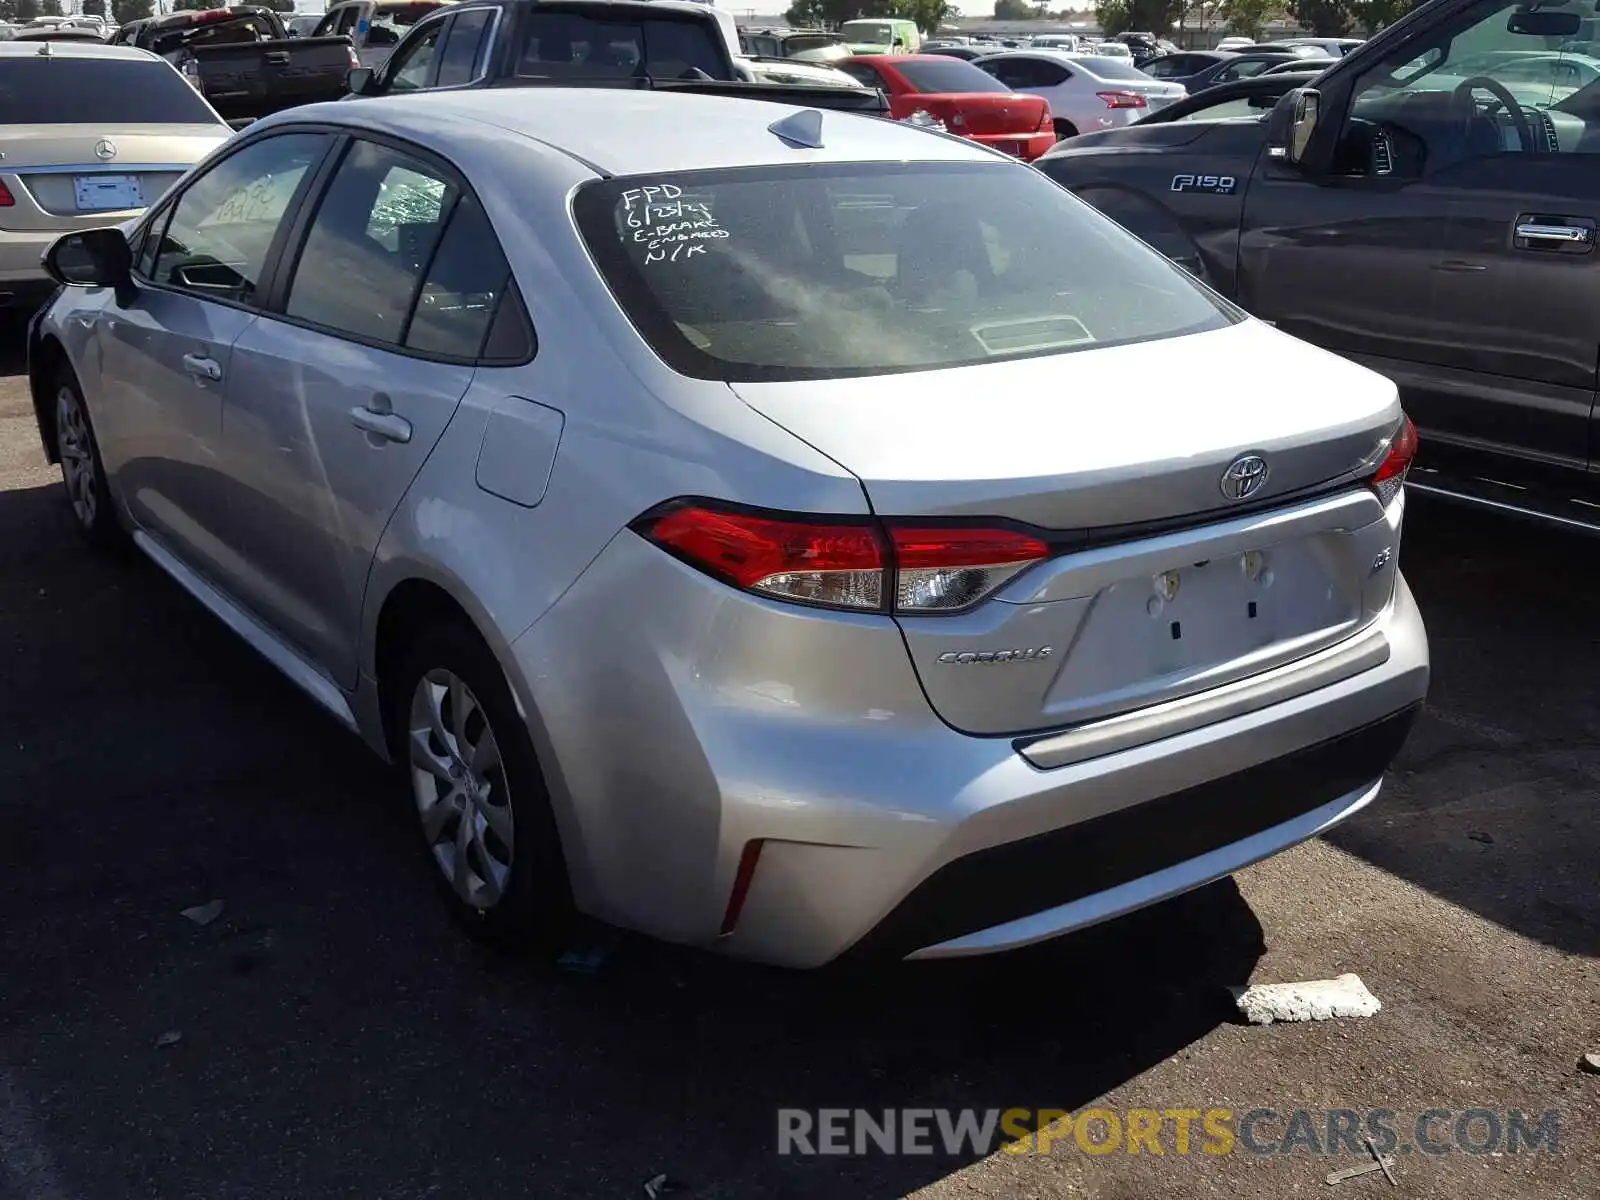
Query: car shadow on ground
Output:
[[1327, 500, 1600, 959], [0, 471, 1264, 1197]]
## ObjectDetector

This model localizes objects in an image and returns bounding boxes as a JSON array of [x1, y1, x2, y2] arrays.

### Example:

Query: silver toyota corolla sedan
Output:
[[28, 88, 1429, 968]]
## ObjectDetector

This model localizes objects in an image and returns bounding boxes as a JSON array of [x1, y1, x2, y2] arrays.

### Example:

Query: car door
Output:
[[92, 131, 333, 581], [217, 136, 493, 686], [1241, 0, 1600, 475]]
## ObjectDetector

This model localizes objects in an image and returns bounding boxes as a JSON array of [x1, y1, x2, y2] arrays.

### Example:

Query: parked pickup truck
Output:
[[343, 0, 889, 115], [1037, 0, 1600, 533], [119, 6, 357, 123], [307, 0, 453, 69]]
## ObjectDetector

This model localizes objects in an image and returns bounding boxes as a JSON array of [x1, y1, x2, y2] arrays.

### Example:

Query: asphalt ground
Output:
[[0, 311, 1596, 1199]]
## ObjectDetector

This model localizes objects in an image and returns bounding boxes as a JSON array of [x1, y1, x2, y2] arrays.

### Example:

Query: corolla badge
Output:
[[1220, 453, 1270, 501], [937, 647, 1053, 665], [94, 139, 117, 161]]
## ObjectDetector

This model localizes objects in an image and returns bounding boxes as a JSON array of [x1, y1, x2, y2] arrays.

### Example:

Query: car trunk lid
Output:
[[730, 319, 1406, 736], [914, 92, 1050, 136], [0, 125, 222, 230]]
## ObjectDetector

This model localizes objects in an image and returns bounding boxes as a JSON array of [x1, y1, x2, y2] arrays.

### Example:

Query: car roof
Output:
[[0, 39, 151, 57], [274, 87, 1001, 176]]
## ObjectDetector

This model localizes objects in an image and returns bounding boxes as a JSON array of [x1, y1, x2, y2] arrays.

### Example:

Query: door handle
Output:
[[265, 50, 290, 64], [349, 404, 412, 444], [181, 353, 222, 382], [1514, 222, 1593, 245]]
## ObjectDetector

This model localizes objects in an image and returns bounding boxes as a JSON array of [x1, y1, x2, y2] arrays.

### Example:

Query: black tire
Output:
[[391, 620, 576, 952], [1053, 119, 1078, 141], [52, 365, 125, 552]]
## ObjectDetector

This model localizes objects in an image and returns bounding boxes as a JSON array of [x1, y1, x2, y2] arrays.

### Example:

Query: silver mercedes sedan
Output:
[[27, 87, 1428, 968]]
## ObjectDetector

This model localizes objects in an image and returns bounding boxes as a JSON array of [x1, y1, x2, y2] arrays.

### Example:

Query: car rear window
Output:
[[0, 58, 220, 123], [573, 162, 1236, 382], [515, 12, 726, 80], [1067, 55, 1150, 80], [895, 58, 1010, 93], [784, 34, 842, 53]]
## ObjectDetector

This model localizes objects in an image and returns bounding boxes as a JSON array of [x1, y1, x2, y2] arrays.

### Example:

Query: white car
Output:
[[1092, 40, 1133, 60], [1216, 36, 1256, 51], [975, 50, 1185, 138]]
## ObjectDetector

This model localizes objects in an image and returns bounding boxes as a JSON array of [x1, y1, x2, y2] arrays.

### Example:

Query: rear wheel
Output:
[[53, 367, 123, 551], [394, 620, 575, 951], [1053, 119, 1078, 141]]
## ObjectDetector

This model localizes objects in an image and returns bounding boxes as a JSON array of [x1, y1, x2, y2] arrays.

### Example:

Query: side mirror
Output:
[[345, 65, 374, 95], [44, 227, 133, 301], [1267, 86, 1320, 165]]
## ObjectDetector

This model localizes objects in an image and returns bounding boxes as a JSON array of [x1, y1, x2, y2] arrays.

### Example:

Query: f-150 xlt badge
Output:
[[937, 647, 1054, 664], [1171, 174, 1237, 194]]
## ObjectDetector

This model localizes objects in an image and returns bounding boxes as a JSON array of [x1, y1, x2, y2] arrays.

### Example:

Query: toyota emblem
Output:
[[94, 139, 116, 161], [1220, 453, 1269, 501]]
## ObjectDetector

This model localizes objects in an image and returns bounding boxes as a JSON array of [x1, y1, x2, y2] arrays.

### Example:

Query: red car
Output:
[[839, 54, 1055, 161]]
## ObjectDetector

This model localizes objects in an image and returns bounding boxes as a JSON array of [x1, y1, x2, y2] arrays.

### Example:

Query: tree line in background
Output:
[[783, 0, 962, 35], [1094, 0, 1425, 39]]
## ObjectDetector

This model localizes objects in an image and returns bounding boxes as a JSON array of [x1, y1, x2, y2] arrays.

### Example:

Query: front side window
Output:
[[285, 140, 454, 343], [148, 133, 328, 304], [385, 21, 442, 89], [1338, 0, 1600, 175], [573, 163, 1236, 382]]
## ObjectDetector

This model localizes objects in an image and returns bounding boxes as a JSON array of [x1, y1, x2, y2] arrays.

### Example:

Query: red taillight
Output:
[[191, 7, 235, 21], [634, 502, 1054, 614], [642, 504, 885, 610], [1035, 104, 1053, 132], [0, 180, 12, 208], [1098, 91, 1147, 109], [1369, 416, 1418, 506]]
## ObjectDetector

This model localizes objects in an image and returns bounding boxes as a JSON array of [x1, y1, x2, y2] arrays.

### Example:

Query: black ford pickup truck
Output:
[[119, 6, 356, 124], [1038, 0, 1600, 531]]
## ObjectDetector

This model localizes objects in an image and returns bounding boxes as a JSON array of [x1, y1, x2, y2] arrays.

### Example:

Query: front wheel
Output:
[[394, 621, 576, 951], [53, 368, 124, 551]]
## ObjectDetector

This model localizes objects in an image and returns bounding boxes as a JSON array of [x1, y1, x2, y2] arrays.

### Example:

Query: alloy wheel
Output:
[[408, 668, 515, 909], [56, 386, 97, 529]]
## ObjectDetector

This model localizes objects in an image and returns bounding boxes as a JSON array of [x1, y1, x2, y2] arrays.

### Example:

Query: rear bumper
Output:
[[970, 130, 1057, 160], [510, 529, 1429, 969]]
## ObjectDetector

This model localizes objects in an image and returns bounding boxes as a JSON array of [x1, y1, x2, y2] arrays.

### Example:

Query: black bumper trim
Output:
[[837, 704, 1420, 964]]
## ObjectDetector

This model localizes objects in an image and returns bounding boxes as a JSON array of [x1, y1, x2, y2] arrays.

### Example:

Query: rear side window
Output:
[[573, 162, 1236, 382], [0, 59, 222, 124], [515, 12, 725, 80], [404, 194, 527, 359], [285, 140, 455, 344], [894, 59, 1010, 93]]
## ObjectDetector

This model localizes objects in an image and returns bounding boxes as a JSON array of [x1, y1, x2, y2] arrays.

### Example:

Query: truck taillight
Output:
[[1369, 416, 1418, 507], [346, 45, 360, 69], [1098, 90, 1147, 109], [632, 502, 1053, 615]]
